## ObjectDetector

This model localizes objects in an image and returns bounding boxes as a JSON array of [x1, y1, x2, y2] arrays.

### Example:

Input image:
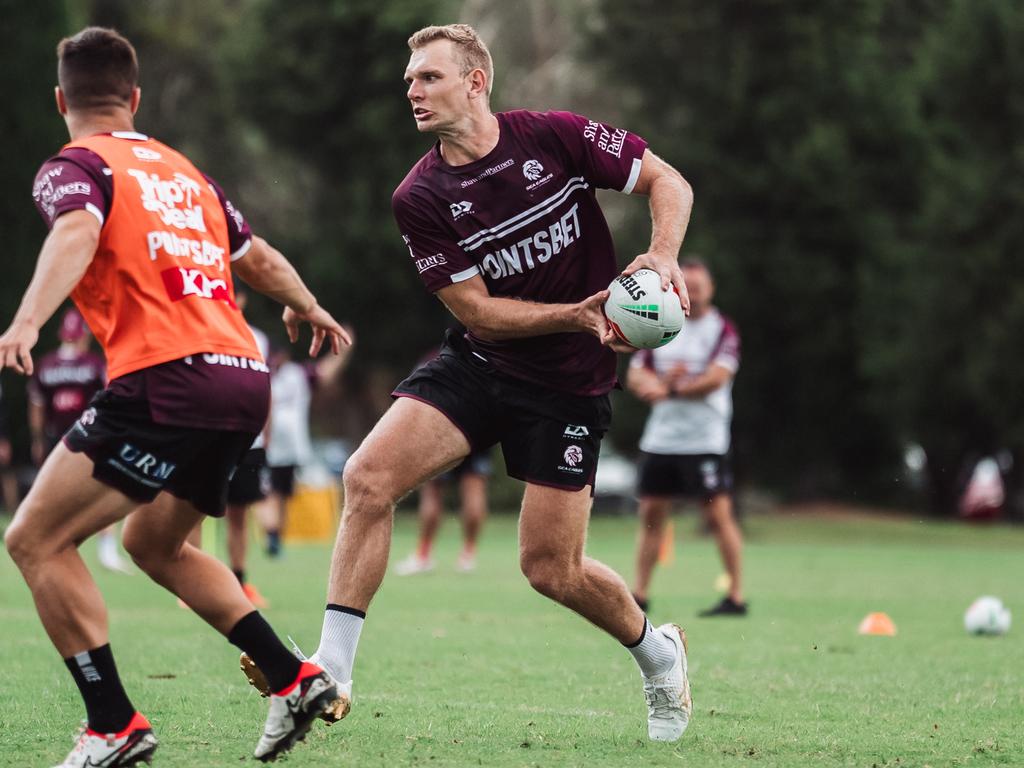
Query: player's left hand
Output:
[[621, 251, 690, 315], [0, 321, 40, 376], [282, 304, 353, 357]]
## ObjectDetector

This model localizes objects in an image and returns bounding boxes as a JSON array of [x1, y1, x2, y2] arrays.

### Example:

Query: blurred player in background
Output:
[[224, 286, 272, 606], [627, 258, 747, 617], [29, 307, 131, 574], [261, 344, 313, 557], [241, 24, 695, 743], [2, 27, 348, 765], [0, 383, 18, 514], [395, 448, 491, 575]]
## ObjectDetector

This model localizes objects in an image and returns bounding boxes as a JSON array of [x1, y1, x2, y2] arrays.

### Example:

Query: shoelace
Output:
[[644, 684, 679, 719]]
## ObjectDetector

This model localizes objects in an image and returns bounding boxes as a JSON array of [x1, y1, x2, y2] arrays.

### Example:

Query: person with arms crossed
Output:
[[627, 258, 747, 617], [29, 306, 132, 574], [241, 24, 695, 742], [2, 28, 350, 766]]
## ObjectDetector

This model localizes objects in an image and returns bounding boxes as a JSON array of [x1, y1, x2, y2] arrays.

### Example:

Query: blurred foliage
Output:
[[2, 0, 1021, 513]]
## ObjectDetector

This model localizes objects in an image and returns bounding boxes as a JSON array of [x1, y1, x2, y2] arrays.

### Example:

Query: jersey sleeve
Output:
[[392, 188, 480, 293], [712, 318, 741, 373], [202, 174, 253, 261], [31, 151, 110, 230], [546, 111, 648, 194]]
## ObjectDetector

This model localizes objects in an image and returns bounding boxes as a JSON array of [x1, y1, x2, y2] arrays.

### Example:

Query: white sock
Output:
[[315, 605, 364, 682], [626, 619, 677, 677], [97, 531, 118, 561]]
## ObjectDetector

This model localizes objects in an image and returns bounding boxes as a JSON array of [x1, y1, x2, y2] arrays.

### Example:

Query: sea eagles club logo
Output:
[[563, 445, 584, 467], [522, 159, 544, 181]]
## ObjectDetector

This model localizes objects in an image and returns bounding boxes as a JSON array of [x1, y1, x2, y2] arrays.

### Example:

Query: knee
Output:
[[639, 502, 668, 531], [122, 527, 171, 575], [3, 515, 32, 570], [342, 452, 396, 517], [519, 551, 575, 603]]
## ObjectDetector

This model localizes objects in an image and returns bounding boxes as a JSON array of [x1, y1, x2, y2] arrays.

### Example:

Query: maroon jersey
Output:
[[393, 110, 648, 396], [31, 132, 268, 432], [29, 349, 106, 438]]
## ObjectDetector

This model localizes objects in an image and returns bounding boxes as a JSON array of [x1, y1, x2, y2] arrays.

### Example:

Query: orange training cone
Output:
[[858, 612, 897, 636], [658, 520, 675, 564]]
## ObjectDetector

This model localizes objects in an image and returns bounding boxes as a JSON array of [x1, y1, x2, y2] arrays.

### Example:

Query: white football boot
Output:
[[253, 661, 337, 762], [642, 624, 692, 741], [241, 641, 351, 725], [54, 712, 157, 767], [394, 554, 436, 575]]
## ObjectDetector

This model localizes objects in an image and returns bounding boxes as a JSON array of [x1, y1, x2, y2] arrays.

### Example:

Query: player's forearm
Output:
[[11, 213, 97, 331], [646, 168, 692, 261], [673, 369, 729, 398], [233, 237, 317, 314], [453, 295, 579, 341]]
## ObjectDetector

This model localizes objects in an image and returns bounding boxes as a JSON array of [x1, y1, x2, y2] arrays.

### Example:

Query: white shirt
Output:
[[266, 360, 313, 467], [632, 308, 740, 455], [248, 325, 270, 450]]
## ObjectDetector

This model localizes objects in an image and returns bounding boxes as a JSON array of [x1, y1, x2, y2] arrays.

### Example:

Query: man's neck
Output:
[[437, 112, 500, 166], [65, 107, 136, 142]]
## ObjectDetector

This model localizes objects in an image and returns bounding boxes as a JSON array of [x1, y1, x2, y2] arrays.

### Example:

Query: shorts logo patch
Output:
[[563, 424, 590, 438], [700, 459, 719, 489], [109, 443, 177, 487], [563, 445, 583, 467]]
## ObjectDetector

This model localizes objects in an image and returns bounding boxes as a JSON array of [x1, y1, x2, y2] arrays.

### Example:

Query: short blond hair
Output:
[[408, 24, 493, 96]]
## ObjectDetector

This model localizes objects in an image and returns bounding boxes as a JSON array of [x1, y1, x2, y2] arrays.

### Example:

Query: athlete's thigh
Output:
[[518, 482, 593, 563], [350, 396, 472, 501], [9, 443, 139, 553], [122, 492, 205, 561]]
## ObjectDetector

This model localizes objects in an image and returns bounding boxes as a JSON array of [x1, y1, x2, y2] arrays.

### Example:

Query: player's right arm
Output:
[[437, 274, 633, 351], [0, 210, 99, 376], [231, 236, 351, 357]]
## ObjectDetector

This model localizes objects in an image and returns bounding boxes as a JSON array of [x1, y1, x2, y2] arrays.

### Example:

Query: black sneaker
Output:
[[698, 597, 748, 617]]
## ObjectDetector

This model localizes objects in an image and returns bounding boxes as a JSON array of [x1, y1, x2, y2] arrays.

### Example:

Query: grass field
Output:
[[1, 510, 1022, 767]]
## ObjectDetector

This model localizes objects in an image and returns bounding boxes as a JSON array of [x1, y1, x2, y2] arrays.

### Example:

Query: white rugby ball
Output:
[[604, 268, 685, 349], [964, 596, 1012, 635]]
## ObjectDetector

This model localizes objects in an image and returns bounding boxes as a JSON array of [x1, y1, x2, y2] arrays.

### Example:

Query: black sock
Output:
[[233, 568, 246, 585], [267, 530, 281, 555], [228, 611, 301, 692], [64, 644, 136, 733]]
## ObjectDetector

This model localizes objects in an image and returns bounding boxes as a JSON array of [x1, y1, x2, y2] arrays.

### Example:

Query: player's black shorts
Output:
[[636, 452, 734, 499], [268, 464, 297, 497], [63, 389, 258, 517], [393, 331, 611, 492], [227, 448, 270, 506], [436, 448, 493, 484]]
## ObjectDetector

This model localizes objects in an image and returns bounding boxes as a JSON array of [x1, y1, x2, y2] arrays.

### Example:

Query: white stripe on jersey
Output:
[[458, 176, 589, 252], [450, 265, 481, 283], [621, 157, 642, 194]]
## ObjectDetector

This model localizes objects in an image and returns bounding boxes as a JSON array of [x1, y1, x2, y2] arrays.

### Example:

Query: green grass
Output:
[[1, 511, 1022, 767]]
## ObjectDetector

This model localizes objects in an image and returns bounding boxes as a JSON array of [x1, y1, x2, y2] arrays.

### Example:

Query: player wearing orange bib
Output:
[[1, 28, 351, 766]]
